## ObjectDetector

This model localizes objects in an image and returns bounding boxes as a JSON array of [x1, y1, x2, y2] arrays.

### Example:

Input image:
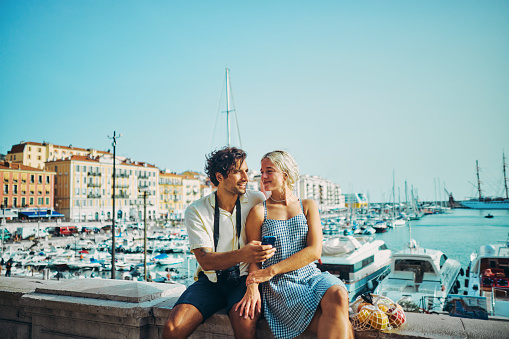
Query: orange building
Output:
[[0, 160, 56, 211]]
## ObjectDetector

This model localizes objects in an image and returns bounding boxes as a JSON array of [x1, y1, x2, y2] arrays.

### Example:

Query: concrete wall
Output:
[[1, 276, 508, 339]]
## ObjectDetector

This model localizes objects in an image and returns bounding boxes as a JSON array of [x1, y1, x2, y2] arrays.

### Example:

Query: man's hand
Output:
[[240, 240, 276, 263]]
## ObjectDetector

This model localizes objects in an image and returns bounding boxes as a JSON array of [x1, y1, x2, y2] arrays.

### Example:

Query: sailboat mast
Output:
[[476, 160, 482, 200], [504, 153, 509, 199], [226, 68, 231, 147]]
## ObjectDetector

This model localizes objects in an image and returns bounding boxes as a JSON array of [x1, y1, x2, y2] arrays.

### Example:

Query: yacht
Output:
[[316, 235, 392, 301], [374, 239, 462, 312], [464, 234, 509, 317]]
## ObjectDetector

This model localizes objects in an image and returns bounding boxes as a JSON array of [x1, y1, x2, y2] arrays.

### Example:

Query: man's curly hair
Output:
[[205, 147, 247, 187]]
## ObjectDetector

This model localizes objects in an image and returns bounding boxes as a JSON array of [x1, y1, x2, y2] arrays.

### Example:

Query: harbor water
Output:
[[372, 208, 509, 292], [3, 208, 509, 292]]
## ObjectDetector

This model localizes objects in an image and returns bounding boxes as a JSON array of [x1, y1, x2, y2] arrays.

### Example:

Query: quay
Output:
[[1, 277, 508, 339]]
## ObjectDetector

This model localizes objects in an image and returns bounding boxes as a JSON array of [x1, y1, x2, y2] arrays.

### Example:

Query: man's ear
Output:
[[216, 172, 223, 184]]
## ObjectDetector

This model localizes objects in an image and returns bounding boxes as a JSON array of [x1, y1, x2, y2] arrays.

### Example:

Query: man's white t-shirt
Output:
[[185, 189, 265, 282]]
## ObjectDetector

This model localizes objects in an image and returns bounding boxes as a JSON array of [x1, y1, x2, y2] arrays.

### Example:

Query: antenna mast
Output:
[[226, 68, 231, 147]]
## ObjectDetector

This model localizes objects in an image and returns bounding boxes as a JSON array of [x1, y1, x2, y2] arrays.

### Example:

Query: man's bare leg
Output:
[[162, 303, 203, 339], [229, 302, 260, 339]]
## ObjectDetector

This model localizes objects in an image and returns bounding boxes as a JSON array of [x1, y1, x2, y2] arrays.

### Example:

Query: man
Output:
[[163, 147, 275, 339]]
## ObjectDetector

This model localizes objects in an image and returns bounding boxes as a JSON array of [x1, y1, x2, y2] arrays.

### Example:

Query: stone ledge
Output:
[[1, 277, 509, 339], [33, 278, 185, 303]]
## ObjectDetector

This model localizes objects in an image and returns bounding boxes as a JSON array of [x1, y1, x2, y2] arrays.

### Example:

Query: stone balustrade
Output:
[[0, 276, 508, 339]]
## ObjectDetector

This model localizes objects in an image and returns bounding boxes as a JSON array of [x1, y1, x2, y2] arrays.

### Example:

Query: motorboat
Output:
[[464, 234, 509, 317], [372, 221, 388, 233], [374, 239, 462, 313], [316, 235, 392, 301], [151, 253, 185, 266]]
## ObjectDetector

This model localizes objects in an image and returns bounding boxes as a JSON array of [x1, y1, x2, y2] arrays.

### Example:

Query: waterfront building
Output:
[[6, 141, 109, 170], [295, 174, 345, 210], [181, 174, 201, 210], [344, 193, 369, 209], [45, 155, 159, 222], [0, 160, 56, 218], [158, 171, 184, 221]]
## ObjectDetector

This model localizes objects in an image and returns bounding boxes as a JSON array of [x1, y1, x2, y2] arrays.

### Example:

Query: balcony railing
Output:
[[138, 174, 149, 179], [87, 194, 102, 199], [87, 183, 102, 187], [88, 172, 102, 176], [117, 173, 130, 178], [114, 193, 129, 199]]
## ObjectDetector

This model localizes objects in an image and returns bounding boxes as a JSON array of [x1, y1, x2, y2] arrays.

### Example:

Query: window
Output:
[[38, 197, 43, 204], [30, 175, 35, 183], [76, 165, 80, 172], [38, 175, 42, 184], [38, 156, 41, 160], [13, 197, 18, 207], [29, 197, 34, 205], [28, 155, 31, 159], [13, 185, 17, 194], [21, 197, 26, 207], [38, 191, 42, 195], [38, 147, 41, 152], [46, 197, 49, 205], [2, 197, 7, 207], [75, 188, 79, 195], [46, 176, 50, 184], [3, 185, 8, 194]]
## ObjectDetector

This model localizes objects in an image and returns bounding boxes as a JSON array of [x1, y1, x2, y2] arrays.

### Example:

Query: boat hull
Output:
[[459, 199, 509, 210]]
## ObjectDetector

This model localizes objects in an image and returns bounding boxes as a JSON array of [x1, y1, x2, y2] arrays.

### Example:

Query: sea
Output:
[[372, 208, 509, 292], [152, 208, 509, 289], [9, 208, 509, 291]]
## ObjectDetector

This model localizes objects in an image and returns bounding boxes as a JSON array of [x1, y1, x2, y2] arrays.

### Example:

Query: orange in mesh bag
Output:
[[350, 293, 406, 331]]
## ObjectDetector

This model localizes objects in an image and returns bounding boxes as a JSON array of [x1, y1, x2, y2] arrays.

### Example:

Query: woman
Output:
[[236, 150, 353, 339]]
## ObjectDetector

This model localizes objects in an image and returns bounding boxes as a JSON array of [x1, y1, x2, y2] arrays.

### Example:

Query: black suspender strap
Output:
[[213, 191, 241, 251]]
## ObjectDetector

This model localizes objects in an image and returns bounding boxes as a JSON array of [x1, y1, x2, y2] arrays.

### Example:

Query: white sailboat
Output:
[[460, 155, 509, 210]]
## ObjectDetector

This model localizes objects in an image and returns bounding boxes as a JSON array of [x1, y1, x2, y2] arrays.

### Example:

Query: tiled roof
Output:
[[0, 161, 45, 172], [47, 155, 99, 163]]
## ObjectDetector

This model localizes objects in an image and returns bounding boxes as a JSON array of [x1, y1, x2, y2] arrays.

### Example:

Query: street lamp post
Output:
[[108, 131, 122, 279], [139, 187, 149, 281]]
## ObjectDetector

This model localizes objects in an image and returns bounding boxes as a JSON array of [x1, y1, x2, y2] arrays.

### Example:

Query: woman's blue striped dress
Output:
[[261, 201, 346, 339]]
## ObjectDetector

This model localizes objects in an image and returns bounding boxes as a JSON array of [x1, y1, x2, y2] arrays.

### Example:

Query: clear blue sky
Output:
[[1, 1, 508, 203]]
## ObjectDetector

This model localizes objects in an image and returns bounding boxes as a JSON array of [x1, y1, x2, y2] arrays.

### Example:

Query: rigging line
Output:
[[228, 82, 243, 148], [209, 74, 227, 150], [225, 73, 242, 149]]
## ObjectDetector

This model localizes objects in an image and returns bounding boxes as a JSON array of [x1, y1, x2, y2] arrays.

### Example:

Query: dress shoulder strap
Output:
[[263, 200, 267, 222], [299, 199, 304, 213]]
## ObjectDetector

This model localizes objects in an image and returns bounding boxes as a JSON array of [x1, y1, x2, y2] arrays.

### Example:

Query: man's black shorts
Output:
[[174, 271, 249, 322]]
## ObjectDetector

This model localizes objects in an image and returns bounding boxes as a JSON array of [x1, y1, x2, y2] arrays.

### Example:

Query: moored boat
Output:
[[316, 235, 392, 301], [374, 239, 462, 313], [464, 234, 509, 317]]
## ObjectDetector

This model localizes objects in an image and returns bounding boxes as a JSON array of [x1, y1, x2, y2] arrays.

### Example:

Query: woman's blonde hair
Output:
[[262, 150, 299, 190]]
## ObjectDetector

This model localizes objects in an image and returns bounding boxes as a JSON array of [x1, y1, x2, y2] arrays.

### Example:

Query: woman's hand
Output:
[[234, 284, 261, 319], [246, 268, 275, 285]]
